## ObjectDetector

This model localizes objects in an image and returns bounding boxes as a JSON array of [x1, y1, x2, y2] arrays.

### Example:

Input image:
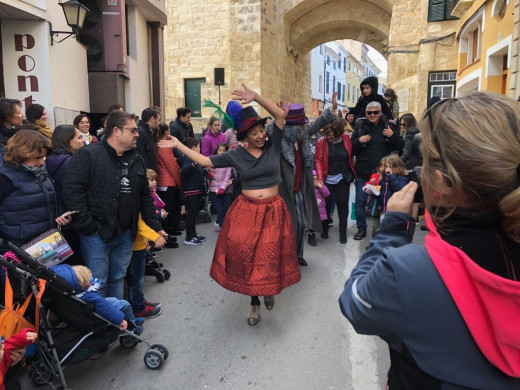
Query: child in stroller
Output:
[[1, 243, 169, 389], [52, 264, 143, 335]]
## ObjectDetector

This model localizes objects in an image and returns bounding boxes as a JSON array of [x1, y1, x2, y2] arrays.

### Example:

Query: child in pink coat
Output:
[[312, 170, 330, 242], [209, 144, 233, 228]]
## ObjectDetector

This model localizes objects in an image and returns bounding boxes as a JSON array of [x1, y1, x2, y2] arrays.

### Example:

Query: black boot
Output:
[[321, 220, 329, 239], [308, 231, 317, 246], [340, 229, 347, 244]]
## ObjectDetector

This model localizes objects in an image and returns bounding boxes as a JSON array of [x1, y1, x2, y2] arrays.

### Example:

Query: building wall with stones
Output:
[[164, 0, 460, 124]]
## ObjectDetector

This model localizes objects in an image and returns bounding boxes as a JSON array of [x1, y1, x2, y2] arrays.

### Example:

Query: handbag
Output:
[[21, 228, 73, 268]]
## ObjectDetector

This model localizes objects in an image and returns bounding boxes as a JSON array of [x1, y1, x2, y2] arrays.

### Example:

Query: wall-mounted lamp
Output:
[[49, 0, 90, 45]]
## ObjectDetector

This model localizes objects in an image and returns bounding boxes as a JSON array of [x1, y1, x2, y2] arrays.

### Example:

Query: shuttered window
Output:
[[428, 0, 458, 22]]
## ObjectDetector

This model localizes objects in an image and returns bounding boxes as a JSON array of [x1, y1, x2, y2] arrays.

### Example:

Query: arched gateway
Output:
[[164, 0, 458, 121]]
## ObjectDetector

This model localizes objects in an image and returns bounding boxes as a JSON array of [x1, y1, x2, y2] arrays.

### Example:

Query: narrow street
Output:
[[24, 219, 426, 389]]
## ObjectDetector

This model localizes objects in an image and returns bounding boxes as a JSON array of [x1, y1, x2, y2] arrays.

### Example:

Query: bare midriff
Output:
[[242, 184, 278, 199]]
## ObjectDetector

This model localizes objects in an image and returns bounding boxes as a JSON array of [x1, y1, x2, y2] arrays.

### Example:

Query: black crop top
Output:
[[209, 123, 283, 190]]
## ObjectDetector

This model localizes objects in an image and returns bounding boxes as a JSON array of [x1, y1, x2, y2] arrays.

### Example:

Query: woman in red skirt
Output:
[[159, 84, 300, 326]]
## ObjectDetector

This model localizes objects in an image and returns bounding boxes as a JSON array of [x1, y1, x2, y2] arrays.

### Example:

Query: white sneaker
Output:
[[184, 237, 204, 246]]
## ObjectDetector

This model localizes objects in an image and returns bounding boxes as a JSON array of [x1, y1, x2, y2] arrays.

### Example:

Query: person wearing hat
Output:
[[158, 84, 300, 327], [272, 93, 338, 266]]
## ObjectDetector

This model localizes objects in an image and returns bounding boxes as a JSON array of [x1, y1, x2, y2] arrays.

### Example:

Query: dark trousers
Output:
[[185, 194, 199, 240], [210, 192, 232, 226], [325, 179, 350, 233], [157, 187, 181, 231]]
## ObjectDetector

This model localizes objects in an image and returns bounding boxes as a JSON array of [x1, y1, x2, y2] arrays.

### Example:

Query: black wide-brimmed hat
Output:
[[237, 106, 267, 139]]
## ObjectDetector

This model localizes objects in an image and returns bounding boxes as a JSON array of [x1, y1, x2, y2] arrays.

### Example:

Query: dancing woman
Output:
[[159, 84, 300, 326]]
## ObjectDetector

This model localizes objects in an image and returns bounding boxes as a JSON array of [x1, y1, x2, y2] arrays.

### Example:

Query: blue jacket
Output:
[[379, 173, 409, 213], [0, 163, 57, 253], [52, 264, 124, 325], [340, 212, 520, 389]]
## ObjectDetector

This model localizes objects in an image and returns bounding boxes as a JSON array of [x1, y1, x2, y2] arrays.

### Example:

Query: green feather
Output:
[[202, 99, 236, 129]]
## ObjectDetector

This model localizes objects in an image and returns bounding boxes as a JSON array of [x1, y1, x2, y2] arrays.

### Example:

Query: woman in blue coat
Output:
[[340, 92, 520, 389]]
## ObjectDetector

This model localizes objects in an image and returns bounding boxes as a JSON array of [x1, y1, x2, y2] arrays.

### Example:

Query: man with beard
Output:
[[271, 93, 337, 266]]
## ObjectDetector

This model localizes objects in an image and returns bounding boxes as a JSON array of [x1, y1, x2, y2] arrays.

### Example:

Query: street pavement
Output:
[[24, 216, 427, 390]]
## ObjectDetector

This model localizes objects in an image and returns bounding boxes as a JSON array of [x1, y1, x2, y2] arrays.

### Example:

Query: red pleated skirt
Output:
[[209, 194, 301, 296]]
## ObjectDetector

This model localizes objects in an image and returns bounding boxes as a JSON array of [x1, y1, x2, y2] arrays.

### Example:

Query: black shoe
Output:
[[298, 257, 308, 266], [308, 232, 317, 246], [320, 231, 328, 239], [328, 218, 333, 226], [353, 229, 367, 240], [340, 232, 347, 244], [420, 225, 428, 231], [165, 242, 179, 248]]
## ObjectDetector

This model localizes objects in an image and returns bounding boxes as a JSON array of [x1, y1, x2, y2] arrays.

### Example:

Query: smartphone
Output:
[[68, 210, 80, 216]]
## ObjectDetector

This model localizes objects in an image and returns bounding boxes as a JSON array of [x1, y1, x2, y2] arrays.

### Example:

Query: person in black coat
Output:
[[399, 113, 422, 170], [136, 107, 161, 172], [347, 76, 394, 121]]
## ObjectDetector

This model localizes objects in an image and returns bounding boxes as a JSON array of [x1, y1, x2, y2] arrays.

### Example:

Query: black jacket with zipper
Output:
[[62, 139, 162, 241]]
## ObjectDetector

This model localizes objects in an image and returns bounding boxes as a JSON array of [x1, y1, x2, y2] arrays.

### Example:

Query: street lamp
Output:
[[48, 0, 90, 45]]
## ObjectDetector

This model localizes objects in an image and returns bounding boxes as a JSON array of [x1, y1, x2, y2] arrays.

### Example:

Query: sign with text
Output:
[[1, 20, 53, 125]]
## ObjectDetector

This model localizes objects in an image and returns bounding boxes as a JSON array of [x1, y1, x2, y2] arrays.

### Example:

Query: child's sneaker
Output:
[[145, 301, 161, 308], [184, 237, 204, 246], [195, 235, 206, 241], [134, 305, 162, 318]]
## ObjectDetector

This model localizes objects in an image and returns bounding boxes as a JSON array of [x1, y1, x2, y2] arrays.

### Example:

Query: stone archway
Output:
[[163, 0, 458, 121], [258, 0, 393, 113]]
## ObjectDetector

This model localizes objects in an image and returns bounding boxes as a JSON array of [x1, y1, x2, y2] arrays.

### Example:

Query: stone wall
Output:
[[164, 0, 460, 122]]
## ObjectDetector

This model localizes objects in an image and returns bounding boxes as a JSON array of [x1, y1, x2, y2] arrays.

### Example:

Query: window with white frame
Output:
[[459, 7, 484, 66]]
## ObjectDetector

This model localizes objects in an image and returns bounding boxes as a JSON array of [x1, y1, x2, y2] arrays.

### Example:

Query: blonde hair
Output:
[[420, 92, 520, 242], [385, 154, 408, 177], [72, 265, 92, 290], [146, 169, 157, 181]]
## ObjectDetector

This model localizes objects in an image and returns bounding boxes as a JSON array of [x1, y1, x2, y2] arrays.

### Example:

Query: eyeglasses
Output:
[[424, 97, 457, 157], [118, 126, 138, 134], [366, 111, 380, 116]]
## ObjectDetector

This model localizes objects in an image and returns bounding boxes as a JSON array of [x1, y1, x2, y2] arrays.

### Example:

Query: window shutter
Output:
[[429, 0, 445, 21]]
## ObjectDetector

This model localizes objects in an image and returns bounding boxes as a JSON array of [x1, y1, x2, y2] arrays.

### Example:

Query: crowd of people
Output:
[[0, 75, 519, 388]]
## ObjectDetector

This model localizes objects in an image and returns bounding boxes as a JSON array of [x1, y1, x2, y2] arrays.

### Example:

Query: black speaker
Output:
[[214, 68, 225, 86]]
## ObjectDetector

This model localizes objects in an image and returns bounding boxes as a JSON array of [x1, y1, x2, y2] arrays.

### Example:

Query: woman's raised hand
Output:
[[386, 182, 418, 215], [158, 134, 180, 149], [232, 83, 257, 104]]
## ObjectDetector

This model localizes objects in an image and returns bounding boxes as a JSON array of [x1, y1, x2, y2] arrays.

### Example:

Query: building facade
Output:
[[453, 0, 513, 96], [0, 0, 166, 128]]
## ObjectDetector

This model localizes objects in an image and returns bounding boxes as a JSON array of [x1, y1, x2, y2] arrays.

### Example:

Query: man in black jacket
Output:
[[351, 101, 403, 240], [137, 107, 161, 171], [63, 111, 166, 298], [169, 107, 194, 143]]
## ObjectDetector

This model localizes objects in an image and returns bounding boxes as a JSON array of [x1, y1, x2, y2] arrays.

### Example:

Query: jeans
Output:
[[126, 249, 147, 313], [79, 229, 134, 299], [185, 194, 199, 239], [105, 297, 137, 324], [354, 177, 369, 230], [210, 192, 232, 226], [325, 179, 350, 233]]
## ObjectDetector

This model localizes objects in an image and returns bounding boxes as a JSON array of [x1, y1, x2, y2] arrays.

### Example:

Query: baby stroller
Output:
[[144, 241, 171, 283], [2, 242, 169, 390], [198, 178, 212, 223]]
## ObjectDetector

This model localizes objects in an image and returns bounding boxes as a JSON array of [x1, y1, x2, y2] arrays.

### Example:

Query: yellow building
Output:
[[453, 0, 513, 96], [344, 53, 364, 108]]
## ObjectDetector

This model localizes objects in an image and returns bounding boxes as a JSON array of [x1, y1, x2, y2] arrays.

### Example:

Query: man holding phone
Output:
[[351, 101, 403, 240]]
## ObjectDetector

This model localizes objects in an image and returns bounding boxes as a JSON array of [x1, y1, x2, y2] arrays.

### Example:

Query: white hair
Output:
[[366, 101, 381, 111]]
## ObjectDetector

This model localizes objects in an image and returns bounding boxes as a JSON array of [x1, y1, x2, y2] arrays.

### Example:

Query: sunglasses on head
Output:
[[366, 111, 380, 116]]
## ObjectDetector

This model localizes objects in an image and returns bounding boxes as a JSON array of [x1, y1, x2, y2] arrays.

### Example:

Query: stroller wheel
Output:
[[144, 349, 164, 370], [120, 335, 139, 349], [155, 271, 165, 283], [150, 344, 169, 360], [30, 363, 54, 387], [163, 269, 171, 280]]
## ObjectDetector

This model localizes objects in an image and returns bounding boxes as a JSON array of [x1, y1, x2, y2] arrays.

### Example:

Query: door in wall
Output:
[[184, 78, 206, 117]]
